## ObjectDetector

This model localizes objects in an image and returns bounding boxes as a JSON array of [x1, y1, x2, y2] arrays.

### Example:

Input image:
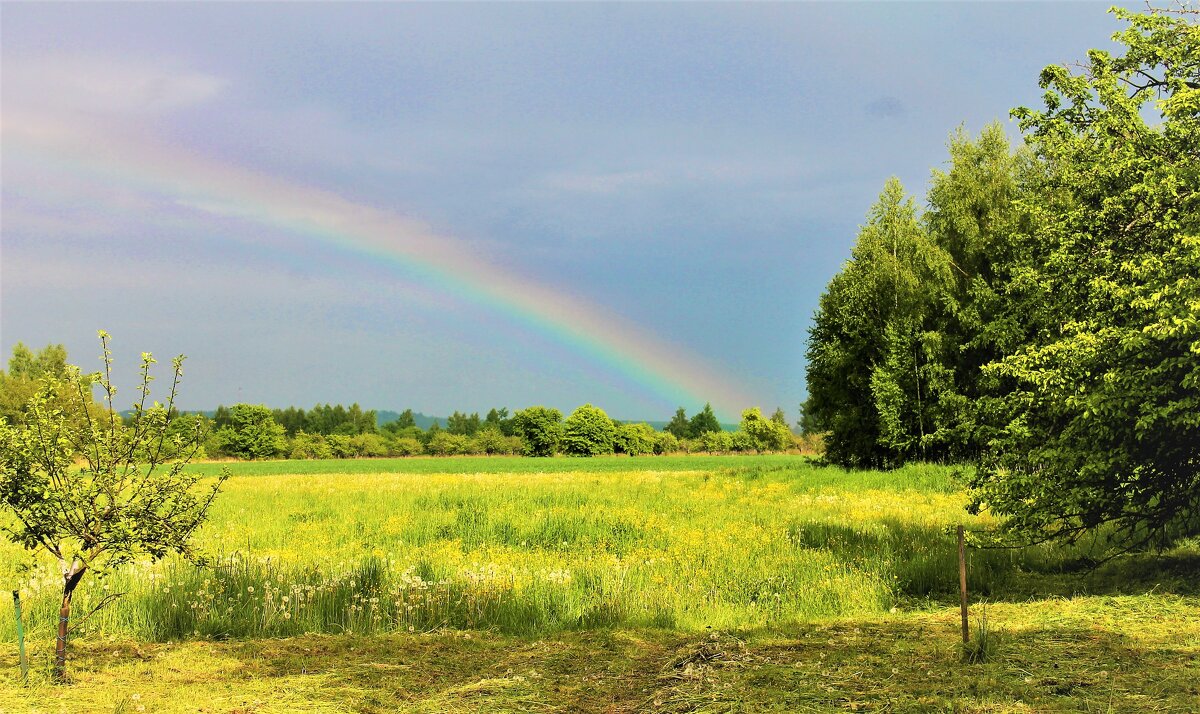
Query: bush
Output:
[[562, 404, 617, 456], [730, 430, 754, 452], [289, 431, 332, 459], [426, 431, 470, 456], [387, 436, 423, 456], [326, 434, 354, 459], [740, 407, 794, 453], [213, 404, 286, 460], [512, 406, 564, 457], [653, 431, 679, 455], [614, 422, 656, 456], [468, 429, 495, 455], [701, 430, 733, 454], [350, 433, 389, 458], [472, 428, 516, 455]]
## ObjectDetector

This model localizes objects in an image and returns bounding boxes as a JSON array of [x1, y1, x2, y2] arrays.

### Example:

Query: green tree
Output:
[[213, 404, 286, 460], [664, 407, 690, 439], [472, 427, 512, 455], [0, 342, 83, 426], [326, 434, 354, 459], [613, 422, 656, 456], [687, 402, 721, 438], [326, 405, 350, 434], [211, 404, 233, 430], [422, 420, 443, 446], [739, 407, 792, 453], [381, 409, 420, 437], [7, 342, 68, 380], [805, 178, 958, 467], [562, 404, 617, 456], [796, 398, 820, 436], [273, 406, 307, 436], [161, 412, 212, 460], [0, 332, 227, 681], [289, 431, 332, 459], [395, 409, 417, 430], [447, 410, 481, 436], [484, 407, 514, 436], [387, 436, 423, 456], [426, 430, 470, 456], [346, 403, 377, 435], [804, 124, 1027, 469], [921, 123, 1032, 458], [730, 429, 754, 453], [700, 429, 733, 454], [971, 7, 1200, 551], [350, 432, 388, 457], [653, 431, 680, 455], [512, 406, 564, 457]]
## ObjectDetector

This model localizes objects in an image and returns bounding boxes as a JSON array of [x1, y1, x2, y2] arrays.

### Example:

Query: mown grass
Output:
[[1, 456, 1197, 711], [1, 594, 1197, 712]]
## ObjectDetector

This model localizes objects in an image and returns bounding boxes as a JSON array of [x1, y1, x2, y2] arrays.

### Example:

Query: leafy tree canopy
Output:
[[213, 404, 287, 460], [512, 406, 564, 457], [740, 407, 793, 454], [969, 7, 1200, 551], [562, 404, 617, 457], [688, 403, 721, 438], [664, 407, 691, 439]]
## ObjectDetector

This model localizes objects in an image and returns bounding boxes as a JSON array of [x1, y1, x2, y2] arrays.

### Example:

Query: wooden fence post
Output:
[[957, 525, 969, 645]]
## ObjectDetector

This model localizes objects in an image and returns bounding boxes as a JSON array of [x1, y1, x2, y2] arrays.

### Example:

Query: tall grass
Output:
[[1, 459, 1079, 643], [185, 453, 816, 478]]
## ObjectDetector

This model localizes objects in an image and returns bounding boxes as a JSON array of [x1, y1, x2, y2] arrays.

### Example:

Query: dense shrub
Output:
[[562, 404, 616, 456], [613, 422, 656, 456]]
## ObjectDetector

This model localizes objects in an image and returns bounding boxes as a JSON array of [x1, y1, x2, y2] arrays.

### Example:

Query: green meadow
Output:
[[2, 456, 1198, 712]]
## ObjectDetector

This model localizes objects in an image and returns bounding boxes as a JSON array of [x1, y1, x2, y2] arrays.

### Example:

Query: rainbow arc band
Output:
[[4, 115, 757, 417]]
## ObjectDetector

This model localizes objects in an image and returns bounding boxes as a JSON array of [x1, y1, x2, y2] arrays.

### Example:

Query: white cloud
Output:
[[3, 55, 225, 117]]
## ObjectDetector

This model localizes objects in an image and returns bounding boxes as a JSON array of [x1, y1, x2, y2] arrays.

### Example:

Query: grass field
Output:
[[2, 455, 1197, 712], [184, 454, 823, 478]]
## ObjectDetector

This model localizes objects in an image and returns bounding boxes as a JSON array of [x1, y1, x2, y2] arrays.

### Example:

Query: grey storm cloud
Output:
[[865, 96, 906, 119], [0, 2, 1132, 419]]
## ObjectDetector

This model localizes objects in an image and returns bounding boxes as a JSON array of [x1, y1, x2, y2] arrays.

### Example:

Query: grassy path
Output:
[[3, 595, 1197, 713]]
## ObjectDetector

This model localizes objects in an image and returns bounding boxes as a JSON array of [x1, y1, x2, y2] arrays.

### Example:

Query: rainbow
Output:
[[3, 114, 759, 418]]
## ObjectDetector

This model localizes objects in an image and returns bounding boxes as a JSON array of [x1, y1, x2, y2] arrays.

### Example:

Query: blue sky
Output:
[[1, 2, 1124, 422]]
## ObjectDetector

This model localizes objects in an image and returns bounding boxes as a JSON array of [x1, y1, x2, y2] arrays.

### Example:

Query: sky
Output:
[[1, 2, 1126, 422]]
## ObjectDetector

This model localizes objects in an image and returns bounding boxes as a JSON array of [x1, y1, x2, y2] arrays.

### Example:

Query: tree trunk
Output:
[[54, 563, 86, 683]]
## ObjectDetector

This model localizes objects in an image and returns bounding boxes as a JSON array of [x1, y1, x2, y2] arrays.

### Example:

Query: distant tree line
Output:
[[190, 402, 803, 460], [0, 344, 811, 461]]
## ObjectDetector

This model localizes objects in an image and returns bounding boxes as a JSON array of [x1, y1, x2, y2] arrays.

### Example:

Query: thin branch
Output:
[[66, 591, 127, 634]]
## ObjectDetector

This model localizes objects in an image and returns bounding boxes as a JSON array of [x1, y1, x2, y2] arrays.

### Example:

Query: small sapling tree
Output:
[[0, 332, 228, 681]]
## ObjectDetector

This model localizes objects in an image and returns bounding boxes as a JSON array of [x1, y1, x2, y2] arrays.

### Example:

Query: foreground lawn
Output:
[[2, 595, 1197, 712]]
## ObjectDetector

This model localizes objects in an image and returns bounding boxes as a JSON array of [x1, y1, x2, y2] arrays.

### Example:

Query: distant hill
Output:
[[375, 410, 443, 430]]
